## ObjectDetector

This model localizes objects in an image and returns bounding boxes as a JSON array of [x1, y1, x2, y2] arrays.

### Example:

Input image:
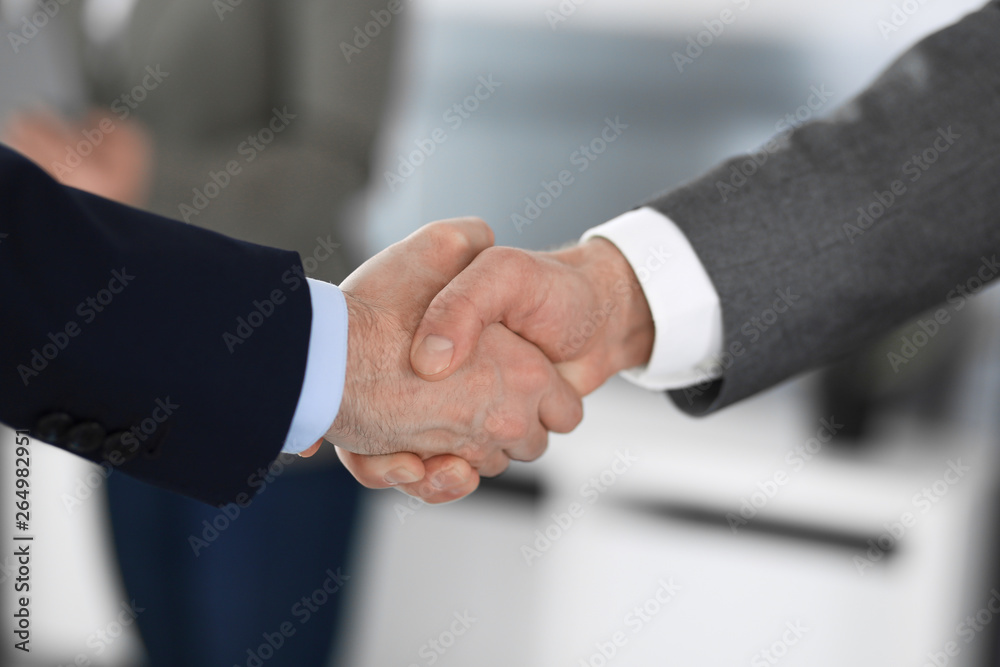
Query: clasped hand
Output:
[[303, 218, 654, 503]]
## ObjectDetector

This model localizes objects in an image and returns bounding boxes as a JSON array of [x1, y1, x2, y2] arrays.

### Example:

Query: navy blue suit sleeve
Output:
[[0, 145, 313, 506]]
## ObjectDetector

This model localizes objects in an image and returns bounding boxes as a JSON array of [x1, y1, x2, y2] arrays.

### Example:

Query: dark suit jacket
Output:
[[0, 145, 311, 506], [651, 2, 1000, 415]]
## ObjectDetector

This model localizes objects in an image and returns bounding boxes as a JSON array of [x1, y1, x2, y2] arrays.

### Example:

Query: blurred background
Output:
[[2, 0, 999, 665]]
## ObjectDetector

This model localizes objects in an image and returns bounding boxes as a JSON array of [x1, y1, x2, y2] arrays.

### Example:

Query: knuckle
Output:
[[482, 246, 526, 272], [505, 420, 530, 442], [519, 361, 552, 394], [433, 222, 476, 257], [455, 216, 489, 236], [486, 412, 530, 442]]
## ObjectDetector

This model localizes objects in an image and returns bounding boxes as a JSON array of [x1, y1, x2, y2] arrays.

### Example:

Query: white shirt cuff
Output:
[[281, 278, 349, 454], [582, 208, 724, 390]]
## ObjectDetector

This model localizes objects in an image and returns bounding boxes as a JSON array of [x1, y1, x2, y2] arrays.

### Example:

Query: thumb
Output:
[[411, 247, 534, 380], [297, 438, 324, 458]]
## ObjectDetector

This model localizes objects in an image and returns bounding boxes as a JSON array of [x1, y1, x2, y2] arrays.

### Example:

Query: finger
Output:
[[476, 448, 512, 477], [335, 447, 426, 489], [395, 455, 481, 504], [538, 366, 585, 434], [298, 439, 324, 458], [410, 247, 542, 380], [501, 419, 549, 464], [407, 217, 495, 285]]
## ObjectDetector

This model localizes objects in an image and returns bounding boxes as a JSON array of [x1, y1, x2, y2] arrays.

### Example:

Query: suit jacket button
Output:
[[65, 423, 106, 453], [31, 412, 74, 444], [103, 432, 139, 463]]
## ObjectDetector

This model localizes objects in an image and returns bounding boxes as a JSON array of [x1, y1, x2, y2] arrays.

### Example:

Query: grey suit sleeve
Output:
[[648, 1, 1000, 416]]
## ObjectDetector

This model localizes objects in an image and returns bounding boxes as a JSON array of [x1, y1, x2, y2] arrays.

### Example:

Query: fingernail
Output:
[[384, 468, 419, 485], [430, 466, 467, 491], [414, 335, 454, 375]]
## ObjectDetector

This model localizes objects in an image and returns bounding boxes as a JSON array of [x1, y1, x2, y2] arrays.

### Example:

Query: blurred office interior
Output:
[[2, 0, 999, 665]]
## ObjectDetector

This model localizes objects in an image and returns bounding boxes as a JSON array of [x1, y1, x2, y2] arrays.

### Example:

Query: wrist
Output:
[[557, 238, 655, 377], [327, 294, 381, 450]]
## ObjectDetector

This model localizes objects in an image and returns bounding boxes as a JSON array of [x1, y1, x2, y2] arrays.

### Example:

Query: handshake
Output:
[[301, 218, 656, 504]]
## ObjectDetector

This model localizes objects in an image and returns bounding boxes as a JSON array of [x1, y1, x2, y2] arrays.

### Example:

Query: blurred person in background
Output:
[[3, 0, 397, 665]]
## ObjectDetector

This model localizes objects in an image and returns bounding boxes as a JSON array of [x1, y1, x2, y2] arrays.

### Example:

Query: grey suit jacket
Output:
[[649, 2, 1000, 415]]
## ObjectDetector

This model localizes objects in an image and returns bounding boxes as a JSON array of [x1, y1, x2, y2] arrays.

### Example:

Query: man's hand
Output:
[[411, 238, 655, 395], [342, 237, 656, 502], [308, 219, 584, 503]]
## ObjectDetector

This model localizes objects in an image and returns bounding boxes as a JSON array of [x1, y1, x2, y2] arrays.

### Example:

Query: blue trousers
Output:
[[106, 461, 362, 667]]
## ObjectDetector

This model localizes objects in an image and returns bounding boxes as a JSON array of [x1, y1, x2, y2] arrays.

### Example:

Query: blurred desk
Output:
[[340, 373, 1000, 666]]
